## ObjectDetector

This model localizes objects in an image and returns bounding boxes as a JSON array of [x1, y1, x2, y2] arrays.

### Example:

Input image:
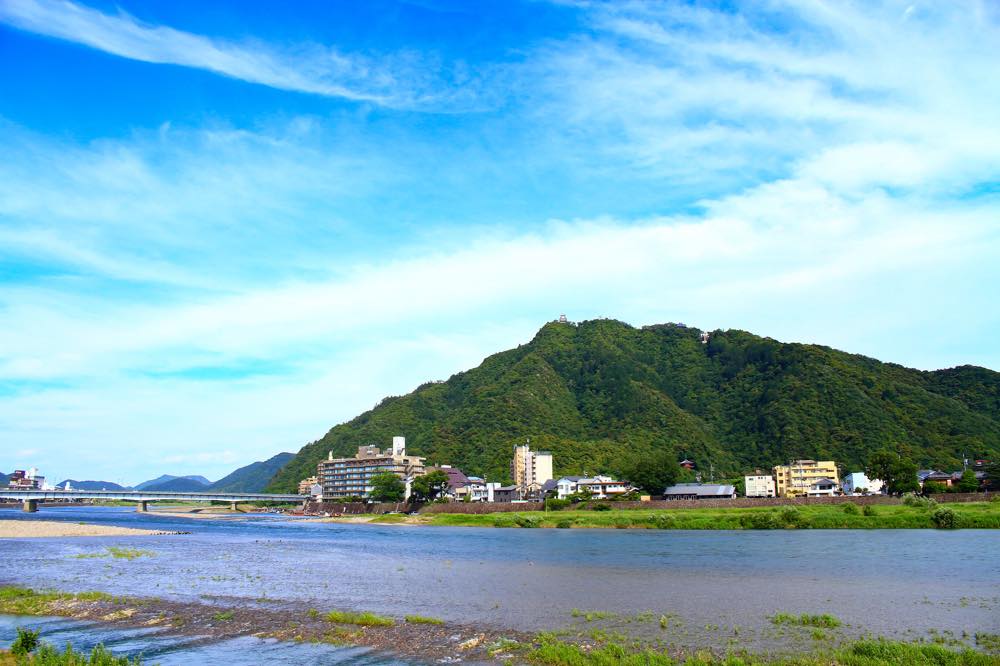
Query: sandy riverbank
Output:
[[0, 520, 177, 538]]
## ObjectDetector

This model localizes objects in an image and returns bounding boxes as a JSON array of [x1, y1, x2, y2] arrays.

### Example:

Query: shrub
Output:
[[11, 627, 40, 656], [741, 512, 782, 529], [903, 492, 937, 509], [842, 503, 859, 515], [931, 507, 958, 529], [780, 507, 805, 528], [651, 514, 676, 529], [493, 515, 516, 528], [612, 517, 631, 529], [592, 503, 612, 512], [514, 514, 540, 528], [555, 519, 573, 529], [862, 505, 877, 517], [545, 498, 571, 511]]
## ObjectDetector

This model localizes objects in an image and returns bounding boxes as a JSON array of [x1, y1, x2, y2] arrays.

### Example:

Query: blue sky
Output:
[[1, 0, 998, 486]]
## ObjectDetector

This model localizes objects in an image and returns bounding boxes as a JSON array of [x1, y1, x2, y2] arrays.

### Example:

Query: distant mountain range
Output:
[[134, 474, 212, 492], [57, 480, 128, 491], [268, 319, 1000, 492], [0, 472, 10, 486], [207, 453, 295, 493]]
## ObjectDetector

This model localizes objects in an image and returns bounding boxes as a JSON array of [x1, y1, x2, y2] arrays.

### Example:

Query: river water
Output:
[[1, 507, 998, 662]]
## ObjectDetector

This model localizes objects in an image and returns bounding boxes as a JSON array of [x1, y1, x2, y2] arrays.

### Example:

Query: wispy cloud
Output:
[[0, 0, 482, 108]]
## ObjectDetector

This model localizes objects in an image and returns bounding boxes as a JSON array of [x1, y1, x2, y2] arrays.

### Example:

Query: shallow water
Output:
[[1, 506, 998, 657], [0, 614, 409, 665]]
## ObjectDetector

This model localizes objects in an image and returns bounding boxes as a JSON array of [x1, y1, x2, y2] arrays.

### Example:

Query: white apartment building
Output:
[[842, 472, 883, 495], [744, 474, 776, 498]]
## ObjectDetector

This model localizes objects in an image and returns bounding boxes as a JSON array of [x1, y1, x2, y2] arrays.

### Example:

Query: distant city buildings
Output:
[[297, 476, 319, 495], [7, 468, 44, 490]]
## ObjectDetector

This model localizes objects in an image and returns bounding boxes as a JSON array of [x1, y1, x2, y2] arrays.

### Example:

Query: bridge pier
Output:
[[22, 499, 38, 513], [136, 500, 148, 513], [230, 501, 239, 512]]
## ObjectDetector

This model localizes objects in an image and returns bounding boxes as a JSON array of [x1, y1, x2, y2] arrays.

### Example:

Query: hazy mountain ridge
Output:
[[266, 319, 1000, 492], [57, 480, 128, 491], [134, 474, 211, 492]]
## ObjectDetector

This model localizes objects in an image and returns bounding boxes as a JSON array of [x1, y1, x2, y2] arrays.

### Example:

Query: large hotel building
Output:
[[317, 436, 426, 499]]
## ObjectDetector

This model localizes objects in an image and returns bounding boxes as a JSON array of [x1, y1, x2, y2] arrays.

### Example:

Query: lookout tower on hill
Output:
[[558, 314, 568, 323]]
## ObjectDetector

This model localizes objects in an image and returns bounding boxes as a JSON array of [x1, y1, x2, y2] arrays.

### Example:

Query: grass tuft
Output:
[[324, 609, 394, 627]]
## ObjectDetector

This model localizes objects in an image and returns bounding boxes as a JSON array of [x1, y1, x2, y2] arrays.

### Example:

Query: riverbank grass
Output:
[[0, 587, 116, 615], [527, 634, 1000, 665], [424, 501, 1000, 530], [324, 610, 394, 627]]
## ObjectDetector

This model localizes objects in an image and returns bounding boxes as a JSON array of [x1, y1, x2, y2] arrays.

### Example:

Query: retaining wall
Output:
[[417, 492, 989, 514]]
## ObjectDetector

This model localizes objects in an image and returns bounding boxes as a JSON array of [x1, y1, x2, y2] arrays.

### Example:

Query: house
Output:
[[921, 471, 954, 487], [679, 459, 696, 470], [842, 472, 882, 495], [493, 485, 521, 503], [744, 474, 776, 498], [552, 475, 632, 500], [662, 483, 736, 500], [806, 477, 838, 497], [772, 460, 839, 498]]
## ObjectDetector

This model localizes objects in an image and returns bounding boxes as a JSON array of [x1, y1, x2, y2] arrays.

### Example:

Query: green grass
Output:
[[212, 611, 234, 621], [405, 614, 445, 625], [368, 513, 409, 524], [423, 502, 1000, 530], [526, 634, 1000, 665], [0, 587, 115, 616], [324, 610, 394, 627], [770, 612, 842, 628]]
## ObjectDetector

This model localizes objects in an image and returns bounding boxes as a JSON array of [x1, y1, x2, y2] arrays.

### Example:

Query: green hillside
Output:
[[209, 452, 295, 493], [268, 320, 1000, 492]]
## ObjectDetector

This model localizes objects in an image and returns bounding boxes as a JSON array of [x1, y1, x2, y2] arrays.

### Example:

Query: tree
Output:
[[368, 473, 405, 503], [410, 469, 450, 503], [957, 468, 979, 493], [623, 450, 680, 495], [867, 449, 919, 495]]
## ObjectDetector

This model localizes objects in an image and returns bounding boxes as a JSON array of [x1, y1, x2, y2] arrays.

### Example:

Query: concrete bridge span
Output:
[[0, 489, 305, 513]]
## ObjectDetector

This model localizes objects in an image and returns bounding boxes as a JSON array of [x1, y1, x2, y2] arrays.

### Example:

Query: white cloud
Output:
[[0, 0, 479, 108]]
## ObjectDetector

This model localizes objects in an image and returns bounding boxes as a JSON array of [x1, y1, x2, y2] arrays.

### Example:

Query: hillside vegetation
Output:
[[269, 320, 1000, 492], [208, 452, 294, 493]]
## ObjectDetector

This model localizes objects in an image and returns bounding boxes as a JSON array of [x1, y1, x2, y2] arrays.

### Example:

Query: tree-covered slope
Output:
[[268, 320, 1000, 492], [208, 452, 295, 493]]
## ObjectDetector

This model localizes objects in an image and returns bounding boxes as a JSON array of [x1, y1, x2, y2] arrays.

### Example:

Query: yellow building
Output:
[[511, 443, 553, 492], [772, 460, 839, 497]]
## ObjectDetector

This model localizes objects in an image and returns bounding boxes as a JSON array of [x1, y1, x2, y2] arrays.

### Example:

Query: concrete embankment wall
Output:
[[304, 501, 407, 515], [417, 492, 989, 514]]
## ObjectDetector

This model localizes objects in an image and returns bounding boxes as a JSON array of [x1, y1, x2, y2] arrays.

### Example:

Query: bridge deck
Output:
[[0, 489, 304, 502]]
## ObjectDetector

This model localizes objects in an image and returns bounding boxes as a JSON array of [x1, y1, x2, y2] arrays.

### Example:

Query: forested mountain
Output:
[[208, 453, 294, 493], [268, 320, 1000, 492]]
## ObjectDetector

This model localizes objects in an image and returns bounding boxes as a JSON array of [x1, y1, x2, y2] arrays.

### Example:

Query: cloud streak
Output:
[[0, 0, 477, 108]]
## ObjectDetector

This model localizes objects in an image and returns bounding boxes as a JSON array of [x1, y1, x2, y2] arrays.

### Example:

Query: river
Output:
[[1, 506, 998, 662]]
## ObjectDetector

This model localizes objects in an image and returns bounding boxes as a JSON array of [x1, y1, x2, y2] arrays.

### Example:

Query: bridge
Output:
[[0, 489, 306, 513]]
